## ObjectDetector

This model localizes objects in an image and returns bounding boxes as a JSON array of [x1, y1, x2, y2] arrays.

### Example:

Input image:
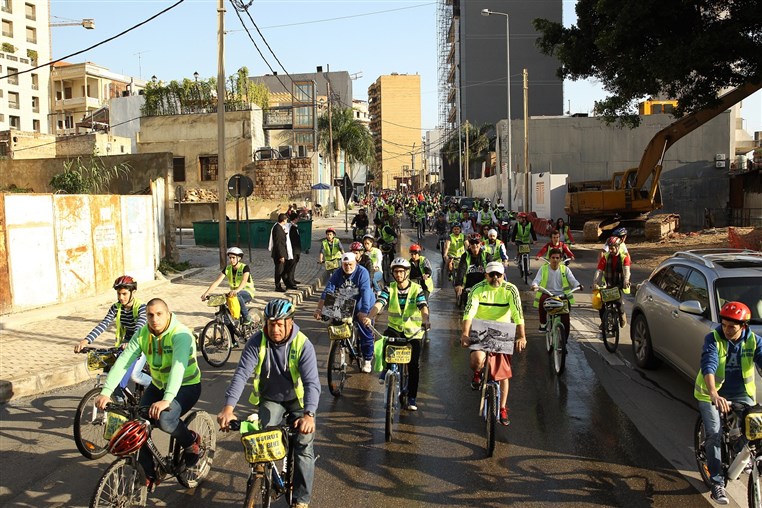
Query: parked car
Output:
[[631, 249, 762, 392], [459, 197, 476, 212]]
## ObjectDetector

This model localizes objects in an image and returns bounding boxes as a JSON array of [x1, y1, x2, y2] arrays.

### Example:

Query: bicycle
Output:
[[597, 285, 623, 353], [90, 403, 217, 507], [74, 347, 146, 460], [536, 285, 582, 376], [516, 242, 532, 285], [199, 294, 262, 367], [380, 243, 395, 284], [324, 317, 363, 397], [478, 352, 501, 457], [415, 217, 425, 240], [229, 418, 297, 508]]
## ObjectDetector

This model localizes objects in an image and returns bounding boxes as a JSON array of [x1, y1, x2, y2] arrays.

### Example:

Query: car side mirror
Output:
[[679, 300, 704, 316]]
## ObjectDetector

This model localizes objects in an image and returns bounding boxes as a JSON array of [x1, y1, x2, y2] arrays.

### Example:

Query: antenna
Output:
[[133, 51, 150, 80], [350, 72, 363, 80]]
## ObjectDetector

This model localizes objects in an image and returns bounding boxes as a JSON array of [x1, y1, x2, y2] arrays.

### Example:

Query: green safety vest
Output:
[[462, 251, 488, 285], [136, 316, 201, 391], [412, 256, 434, 293], [533, 264, 576, 308], [447, 210, 460, 223], [225, 263, 255, 295], [114, 299, 143, 347], [249, 331, 307, 407], [387, 282, 425, 339], [479, 211, 492, 225], [321, 238, 342, 261], [415, 205, 426, 219], [694, 329, 758, 403], [515, 222, 532, 243], [447, 233, 465, 258], [380, 226, 396, 246], [483, 239, 504, 258]]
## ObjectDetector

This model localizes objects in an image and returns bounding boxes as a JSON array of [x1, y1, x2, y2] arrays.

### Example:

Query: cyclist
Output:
[[603, 227, 630, 256], [476, 200, 495, 230], [694, 301, 762, 505], [535, 229, 575, 262], [74, 275, 150, 389], [593, 236, 631, 330], [313, 253, 376, 373], [350, 241, 374, 278], [444, 223, 466, 281], [511, 212, 537, 260], [555, 217, 575, 244], [408, 244, 433, 299], [362, 234, 384, 293], [317, 227, 344, 272], [413, 198, 427, 236], [460, 210, 475, 236], [482, 228, 509, 265], [201, 246, 256, 325], [434, 213, 449, 250], [461, 262, 526, 425], [531, 248, 581, 335], [351, 208, 370, 241], [494, 204, 513, 245], [95, 298, 202, 490], [364, 258, 431, 411], [218, 299, 320, 508], [455, 233, 493, 303], [446, 202, 461, 224]]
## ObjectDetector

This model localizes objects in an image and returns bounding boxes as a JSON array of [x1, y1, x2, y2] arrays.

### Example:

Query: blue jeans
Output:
[[698, 397, 753, 485], [372, 271, 383, 292], [238, 291, 253, 320], [355, 319, 374, 360], [259, 398, 315, 505]]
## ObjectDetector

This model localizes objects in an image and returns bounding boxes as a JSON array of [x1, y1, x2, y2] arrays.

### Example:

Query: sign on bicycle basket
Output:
[[328, 323, 352, 340], [324, 259, 340, 271], [206, 294, 227, 307], [600, 287, 621, 303], [518, 244, 531, 254], [745, 409, 762, 441], [385, 344, 412, 364], [468, 319, 517, 354], [103, 412, 128, 440], [241, 428, 287, 463], [321, 292, 357, 321]]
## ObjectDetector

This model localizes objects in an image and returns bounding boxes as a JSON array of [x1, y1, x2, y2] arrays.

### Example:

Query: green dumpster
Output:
[[248, 219, 274, 249], [192, 220, 249, 247], [297, 219, 313, 254]]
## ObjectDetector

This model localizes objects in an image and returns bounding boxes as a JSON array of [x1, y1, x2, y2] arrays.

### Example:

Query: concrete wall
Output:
[[109, 95, 145, 153], [56, 133, 132, 157], [0, 130, 56, 159], [468, 173, 499, 199]]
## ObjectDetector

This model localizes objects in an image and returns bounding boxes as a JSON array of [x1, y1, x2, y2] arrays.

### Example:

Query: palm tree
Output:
[[441, 121, 494, 181], [318, 106, 375, 173]]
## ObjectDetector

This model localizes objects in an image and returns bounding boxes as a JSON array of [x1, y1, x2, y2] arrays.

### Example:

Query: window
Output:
[[30, 72, 37, 90], [24, 2, 34, 20], [7, 67, 18, 85], [9, 115, 20, 129], [293, 82, 313, 102], [680, 269, 710, 311], [173, 157, 186, 182], [8, 91, 19, 109], [2, 19, 12, 37], [293, 106, 313, 128], [200, 155, 218, 181], [656, 265, 690, 299], [32, 119, 39, 132], [716, 277, 762, 323], [25, 26, 35, 43], [31, 95, 38, 112], [2, 0, 11, 13]]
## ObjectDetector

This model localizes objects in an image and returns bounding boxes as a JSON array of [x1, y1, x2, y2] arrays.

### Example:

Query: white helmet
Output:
[[226, 246, 244, 257], [390, 257, 411, 270], [543, 297, 566, 312]]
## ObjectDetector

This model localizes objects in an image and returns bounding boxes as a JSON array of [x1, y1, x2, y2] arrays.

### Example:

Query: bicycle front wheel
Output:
[[602, 307, 620, 353], [244, 468, 270, 508], [199, 320, 232, 367], [694, 416, 713, 488], [485, 383, 497, 457], [385, 375, 396, 442], [327, 340, 348, 397], [90, 457, 147, 508], [749, 459, 762, 508], [522, 256, 529, 285], [74, 387, 110, 460], [551, 321, 566, 376], [544, 328, 553, 354], [176, 411, 217, 488]]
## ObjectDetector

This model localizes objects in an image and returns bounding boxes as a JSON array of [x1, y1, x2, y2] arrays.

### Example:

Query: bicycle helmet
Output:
[[497, 203, 505, 209], [468, 233, 482, 243], [451, 223, 462, 231], [720, 301, 751, 324], [326, 227, 336, 234], [543, 297, 566, 312], [517, 212, 528, 219], [390, 257, 411, 270], [113, 275, 137, 291], [409, 244, 422, 253], [606, 236, 622, 247], [263, 298, 296, 321], [226, 246, 244, 257], [349, 241, 364, 252], [107, 420, 149, 456], [613, 227, 628, 238], [362, 234, 375, 243]]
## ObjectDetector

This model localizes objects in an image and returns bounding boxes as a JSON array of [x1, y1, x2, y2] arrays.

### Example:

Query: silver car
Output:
[[631, 249, 762, 392]]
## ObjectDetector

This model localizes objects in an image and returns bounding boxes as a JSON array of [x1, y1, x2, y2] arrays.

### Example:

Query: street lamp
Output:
[[193, 71, 200, 111], [481, 8, 513, 210]]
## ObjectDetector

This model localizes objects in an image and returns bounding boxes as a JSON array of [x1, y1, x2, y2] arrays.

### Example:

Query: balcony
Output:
[[263, 106, 293, 130]]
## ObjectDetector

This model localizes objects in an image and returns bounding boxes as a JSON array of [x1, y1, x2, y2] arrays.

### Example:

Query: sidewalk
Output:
[[0, 217, 353, 403]]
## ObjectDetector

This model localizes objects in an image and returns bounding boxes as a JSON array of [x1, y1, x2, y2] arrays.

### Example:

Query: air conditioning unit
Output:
[[296, 145, 308, 158], [278, 145, 292, 159], [259, 147, 273, 160]]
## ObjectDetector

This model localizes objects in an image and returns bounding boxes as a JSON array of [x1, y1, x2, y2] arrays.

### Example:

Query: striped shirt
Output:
[[84, 302, 147, 345], [463, 280, 524, 324]]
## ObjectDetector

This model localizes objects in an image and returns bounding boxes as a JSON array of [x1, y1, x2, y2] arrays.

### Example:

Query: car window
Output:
[[656, 265, 690, 299], [715, 276, 762, 324], [680, 269, 710, 311], [648, 267, 668, 287]]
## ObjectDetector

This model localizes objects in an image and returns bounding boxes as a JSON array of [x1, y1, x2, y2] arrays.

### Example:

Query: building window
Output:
[[25, 26, 35, 43], [8, 91, 19, 109], [24, 2, 34, 20], [293, 82, 313, 103], [9, 115, 20, 129], [173, 157, 186, 182], [31, 95, 38, 112], [32, 119, 39, 132], [2, 19, 12, 37], [7, 67, 18, 85], [30, 72, 37, 90], [293, 106, 313, 128], [199, 155, 218, 181], [1, 0, 11, 13]]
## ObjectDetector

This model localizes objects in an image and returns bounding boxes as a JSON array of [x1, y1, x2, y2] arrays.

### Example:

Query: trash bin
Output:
[[247, 220, 274, 249], [297, 219, 313, 254], [192, 220, 248, 247]]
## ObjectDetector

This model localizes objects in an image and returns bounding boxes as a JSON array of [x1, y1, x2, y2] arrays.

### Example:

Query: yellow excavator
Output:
[[566, 81, 762, 241]]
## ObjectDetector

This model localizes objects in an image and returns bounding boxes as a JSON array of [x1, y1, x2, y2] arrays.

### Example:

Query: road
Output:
[[0, 230, 714, 507]]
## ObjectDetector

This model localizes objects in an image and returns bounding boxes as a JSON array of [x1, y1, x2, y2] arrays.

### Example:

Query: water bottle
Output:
[[728, 445, 752, 480]]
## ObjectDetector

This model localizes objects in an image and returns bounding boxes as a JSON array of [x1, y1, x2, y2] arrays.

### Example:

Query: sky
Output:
[[50, 0, 761, 136]]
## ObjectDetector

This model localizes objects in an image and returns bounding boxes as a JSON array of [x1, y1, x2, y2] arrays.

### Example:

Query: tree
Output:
[[317, 106, 375, 175], [441, 121, 494, 178], [534, 0, 762, 126], [50, 156, 131, 194]]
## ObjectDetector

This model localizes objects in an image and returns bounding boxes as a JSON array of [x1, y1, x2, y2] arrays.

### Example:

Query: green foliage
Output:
[[50, 157, 132, 194], [26, 49, 37, 62], [0, 184, 33, 193], [441, 121, 494, 166], [534, 0, 762, 127], [158, 257, 191, 275], [317, 106, 375, 174], [1, 42, 15, 53]]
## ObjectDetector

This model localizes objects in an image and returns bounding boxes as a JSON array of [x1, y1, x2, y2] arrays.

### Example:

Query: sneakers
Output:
[[361, 360, 372, 373], [378, 370, 387, 385], [145, 476, 160, 493], [539, 323, 547, 332], [182, 431, 202, 470], [619, 313, 627, 327], [710, 483, 729, 505], [292, 503, 309, 508], [471, 370, 482, 390], [499, 407, 510, 426], [406, 397, 418, 411]]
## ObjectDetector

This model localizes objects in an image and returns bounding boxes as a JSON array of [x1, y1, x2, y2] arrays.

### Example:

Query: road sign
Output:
[[227, 174, 254, 198], [341, 174, 353, 204]]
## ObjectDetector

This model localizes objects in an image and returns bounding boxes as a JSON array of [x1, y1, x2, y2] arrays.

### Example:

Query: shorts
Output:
[[489, 353, 512, 381]]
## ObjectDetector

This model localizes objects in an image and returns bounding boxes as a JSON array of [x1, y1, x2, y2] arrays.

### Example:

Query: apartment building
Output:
[[1, 0, 51, 133], [368, 73, 422, 190]]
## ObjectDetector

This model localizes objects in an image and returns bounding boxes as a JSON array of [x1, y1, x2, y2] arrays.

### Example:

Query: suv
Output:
[[631, 249, 762, 385]]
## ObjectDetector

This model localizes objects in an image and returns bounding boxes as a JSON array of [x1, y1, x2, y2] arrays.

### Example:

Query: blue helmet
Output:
[[613, 227, 628, 238], [263, 298, 295, 321]]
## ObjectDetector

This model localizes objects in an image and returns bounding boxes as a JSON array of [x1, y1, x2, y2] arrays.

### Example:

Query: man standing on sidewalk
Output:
[[269, 213, 292, 292], [284, 211, 301, 289]]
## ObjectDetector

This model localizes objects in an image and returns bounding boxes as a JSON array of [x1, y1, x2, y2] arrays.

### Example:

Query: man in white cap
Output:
[[461, 261, 526, 425]]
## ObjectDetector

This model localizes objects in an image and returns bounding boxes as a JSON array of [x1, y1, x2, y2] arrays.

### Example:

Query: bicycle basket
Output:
[[325, 258, 340, 271], [600, 287, 621, 303], [745, 407, 762, 441], [543, 297, 569, 316], [241, 428, 288, 463], [103, 411, 128, 440], [206, 294, 227, 307], [328, 323, 352, 340], [87, 351, 117, 371], [385, 344, 412, 364], [518, 244, 530, 254]]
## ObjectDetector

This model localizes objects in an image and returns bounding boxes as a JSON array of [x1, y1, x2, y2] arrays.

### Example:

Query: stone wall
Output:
[[249, 157, 312, 200], [0, 130, 56, 160]]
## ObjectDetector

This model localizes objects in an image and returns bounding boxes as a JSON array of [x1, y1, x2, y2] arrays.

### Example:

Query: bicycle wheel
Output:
[[327, 340, 347, 397], [694, 416, 713, 488], [199, 320, 232, 367], [283, 444, 296, 506], [522, 256, 529, 285], [385, 375, 396, 442], [244, 468, 271, 508], [485, 383, 497, 457], [176, 411, 216, 488], [551, 321, 566, 376], [544, 327, 553, 354], [602, 307, 620, 353], [399, 365, 409, 410], [351, 327, 362, 371], [74, 387, 110, 460], [749, 459, 762, 508], [90, 457, 147, 508]]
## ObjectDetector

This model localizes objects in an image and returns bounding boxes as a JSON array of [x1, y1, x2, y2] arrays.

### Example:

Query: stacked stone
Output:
[[251, 158, 312, 200]]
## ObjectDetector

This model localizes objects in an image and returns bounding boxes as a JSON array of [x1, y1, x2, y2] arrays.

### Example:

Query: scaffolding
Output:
[[437, 0, 454, 138]]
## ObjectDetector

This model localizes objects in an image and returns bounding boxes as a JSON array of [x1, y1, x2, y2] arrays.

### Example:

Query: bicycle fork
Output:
[[385, 367, 401, 410]]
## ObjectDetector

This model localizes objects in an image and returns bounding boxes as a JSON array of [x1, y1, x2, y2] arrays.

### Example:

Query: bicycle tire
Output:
[[327, 340, 347, 397], [694, 416, 713, 488], [199, 320, 232, 367], [399, 364, 409, 410], [284, 441, 296, 506], [749, 460, 762, 508], [552, 321, 566, 376], [175, 411, 216, 488], [74, 386, 110, 460], [351, 327, 362, 371], [522, 256, 529, 285], [544, 326, 553, 354], [602, 307, 620, 353], [385, 374, 396, 442], [485, 383, 497, 457], [244, 468, 270, 508], [90, 457, 148, 508]]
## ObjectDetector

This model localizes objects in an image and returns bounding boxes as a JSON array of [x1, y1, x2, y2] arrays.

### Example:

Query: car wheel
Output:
[[631, 313, 659, 369]]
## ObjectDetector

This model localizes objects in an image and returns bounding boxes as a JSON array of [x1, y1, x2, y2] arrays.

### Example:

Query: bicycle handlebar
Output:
[[534, 285, 583, 297], [79, 346, 121, 354]]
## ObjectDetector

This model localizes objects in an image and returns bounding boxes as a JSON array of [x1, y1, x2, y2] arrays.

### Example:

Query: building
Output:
[[368, 73, 422, 190], [424, 128, 443, 188], [1, 0, 51, 133]]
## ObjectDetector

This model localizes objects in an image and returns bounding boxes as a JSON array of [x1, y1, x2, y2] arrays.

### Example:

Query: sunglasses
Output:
[[488, 272, 503, 278]]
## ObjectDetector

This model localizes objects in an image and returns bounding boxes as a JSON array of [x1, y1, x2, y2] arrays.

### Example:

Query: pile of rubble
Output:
[[179, 188, 218, 202]]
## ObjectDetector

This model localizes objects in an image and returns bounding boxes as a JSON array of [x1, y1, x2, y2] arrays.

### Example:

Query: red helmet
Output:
[[720, 301, 752, 324], [107, 420, 149, 456], [517, 212, 528, 219], [349, 241, 363, 252], [409, 244, 422, 253], [607, 236, 622, 247], [468, 233, 482, 243], [113, 275, 137, 291], [326, 227, 336, 234]]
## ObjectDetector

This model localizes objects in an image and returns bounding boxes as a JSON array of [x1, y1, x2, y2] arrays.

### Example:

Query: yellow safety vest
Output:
[[321, 238, 342, 261], [114, 299, 143, 347], [483, 239, 504, 258], [447, 233, 465, 258], [249, 331, 307, 407], [515, 222, 532, 243], [225, 263, 255, 295], [694, 329, 758, 403], [533, 264, 575, 308], [387, 282, 425, 339], [136, 316, 201, 391]]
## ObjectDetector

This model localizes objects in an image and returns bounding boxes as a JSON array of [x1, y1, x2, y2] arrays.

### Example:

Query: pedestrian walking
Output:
[[284, 211, 301, 289], [269, 213, 292, 292]]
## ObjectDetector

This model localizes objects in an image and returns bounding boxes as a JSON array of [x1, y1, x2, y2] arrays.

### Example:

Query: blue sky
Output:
[[50, 0, 761, 136]]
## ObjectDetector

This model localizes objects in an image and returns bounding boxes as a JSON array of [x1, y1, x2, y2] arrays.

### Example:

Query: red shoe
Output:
[[145, 476, 160, 493], [183, 431, 202, 469], [499, 407, 510, 426], [470, 371, 482, 390]]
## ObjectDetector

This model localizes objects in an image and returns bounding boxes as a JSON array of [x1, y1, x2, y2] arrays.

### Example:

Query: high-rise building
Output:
[[1, 0, 51, 133], [368, 73, 422, 190]]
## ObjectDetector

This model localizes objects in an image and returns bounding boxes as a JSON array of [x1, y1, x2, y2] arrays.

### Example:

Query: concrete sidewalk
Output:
[[0, 216, 352, 403]]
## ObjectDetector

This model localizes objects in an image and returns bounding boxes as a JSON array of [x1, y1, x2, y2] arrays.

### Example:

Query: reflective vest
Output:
[[694, 329, 758, 403], [321, 238, 342, 261], [249, 331, 307, 407], [533, 264, 576, 308], [479, 211, 492, 225], [558, 225, 572, 243], [483, 239, 504, 258], [515, 222, 532, 243], [114, 299, 143, 347], [380, 226, 396, 246], [136, 316, 201, 391], [387, 282, 425, 339], [447, 233, 465, 258], [447, 210, 460, 223], [415, 205, 426, 219], [462, 250, 488, 284], [225, 263, 255, 296], [412, 256, 434, 293]]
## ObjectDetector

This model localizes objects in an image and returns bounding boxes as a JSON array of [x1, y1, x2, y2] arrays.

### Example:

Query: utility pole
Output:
[[327, 80, 335, 217], [464, 122, 470, 195], [422, 138, 427, 189], [216, 0, 227, 266], [523, 68, 529, 213], [411, 142, 416, 191]]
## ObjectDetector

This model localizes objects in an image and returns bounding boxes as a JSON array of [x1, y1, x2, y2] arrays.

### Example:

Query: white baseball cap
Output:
[[485, 261, 504, 274], [341, 253, 355, 263]]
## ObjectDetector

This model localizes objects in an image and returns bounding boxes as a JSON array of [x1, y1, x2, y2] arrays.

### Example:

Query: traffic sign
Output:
[[341, 174, 353, 204], [227, 174, 254, 198]]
